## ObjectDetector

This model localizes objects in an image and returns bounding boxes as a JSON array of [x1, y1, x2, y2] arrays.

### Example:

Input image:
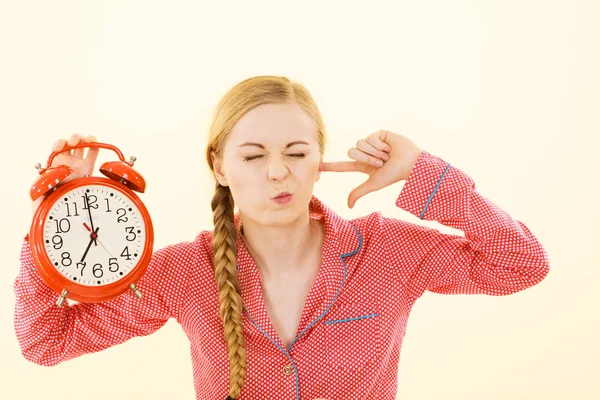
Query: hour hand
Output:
[[80, 227, 99, 263]]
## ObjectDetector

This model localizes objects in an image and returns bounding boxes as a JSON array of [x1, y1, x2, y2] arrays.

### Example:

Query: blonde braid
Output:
[[210, 182, 246, 399]]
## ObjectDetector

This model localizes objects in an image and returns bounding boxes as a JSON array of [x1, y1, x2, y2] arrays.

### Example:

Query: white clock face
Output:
[[43, 185, 147, 286]]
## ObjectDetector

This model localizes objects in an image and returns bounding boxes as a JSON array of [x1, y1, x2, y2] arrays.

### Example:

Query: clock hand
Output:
[[80, 236, 94, 263], [84, 192, 97, 246], [80, 227, 100, 263], [82, 222, 114, 258]]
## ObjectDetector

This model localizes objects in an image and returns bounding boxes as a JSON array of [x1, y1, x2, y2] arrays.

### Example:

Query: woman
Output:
[[17, 75, 550, 399]]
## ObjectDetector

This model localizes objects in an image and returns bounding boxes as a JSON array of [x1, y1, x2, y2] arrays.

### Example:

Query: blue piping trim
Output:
[[236, 221, 363, 400], [419, 163, 451, 220], [240, 303, 301, 398], [323, 313, 379, 325], [288, 222, 363, 352]]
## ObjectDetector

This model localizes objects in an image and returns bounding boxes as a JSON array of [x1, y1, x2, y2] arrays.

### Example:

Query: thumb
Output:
[[348, 180, 376, 209]]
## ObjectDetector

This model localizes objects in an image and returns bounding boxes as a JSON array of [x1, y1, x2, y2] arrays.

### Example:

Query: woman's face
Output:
[[211, 102, 322, 226]]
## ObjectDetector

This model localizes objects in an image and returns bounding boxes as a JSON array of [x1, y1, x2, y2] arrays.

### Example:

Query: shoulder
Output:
[[144, 230, 214, 279], [350, 210, 443, 245], [349, 210, 383, 230], [151, 235, 202, 263], [348, 210, 408, 238]]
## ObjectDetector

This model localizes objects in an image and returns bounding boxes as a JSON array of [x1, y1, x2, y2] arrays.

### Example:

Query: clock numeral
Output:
[[116, 208, 128, 223], [65, 202, 79, 217], [125, 226, 136, 241], [54, 218, 71, 234], [120, 246, 132, 261], [81, 194, 98, 210], [105, 198, 112, 212], [51, 234, 63, 250], [61, 252, 72, 267], [108, 257, 119, 272], [92, 263, 104, 278], [76, 261, 86, 276]]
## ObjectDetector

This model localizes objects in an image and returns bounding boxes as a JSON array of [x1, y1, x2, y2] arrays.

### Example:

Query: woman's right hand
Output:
[[32, 133, 99, 215]]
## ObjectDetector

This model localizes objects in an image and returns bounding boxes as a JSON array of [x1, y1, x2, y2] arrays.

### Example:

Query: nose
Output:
[[267, 158, 289, 181]]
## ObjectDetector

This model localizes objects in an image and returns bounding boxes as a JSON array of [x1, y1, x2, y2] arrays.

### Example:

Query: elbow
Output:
[[517, 255, 550, 292], [532, 247, 551, 284], [21, 350, 63, 367], [514, 247, 551, 290], [18, 340, 64, 367], [534, 257, 550, 284]]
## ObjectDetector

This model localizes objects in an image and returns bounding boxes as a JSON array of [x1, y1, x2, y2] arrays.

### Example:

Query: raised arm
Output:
[[383, 150, 550, 298]]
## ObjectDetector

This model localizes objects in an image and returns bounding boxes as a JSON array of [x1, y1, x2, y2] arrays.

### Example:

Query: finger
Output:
[[73, 145, 85, 159], [52, 138, 73, 158], [319, 160, 363, 173], [349, 180, 375, 208], [356, 139, 390, 161], [348, 147, 384, 167], [67, 133, 84, 157], [348, 175, 387, 208], [52, 138, 67, 153], [368, 131, 392, 152], [67, 133, 83, 146], [83, 135, 99, 164]]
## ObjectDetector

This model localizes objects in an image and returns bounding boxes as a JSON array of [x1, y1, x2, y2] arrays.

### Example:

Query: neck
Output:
[[240, 213, 324, 280]]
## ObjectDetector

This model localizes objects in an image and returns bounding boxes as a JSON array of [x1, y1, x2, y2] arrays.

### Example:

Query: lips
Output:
[[273, 192, 291, 199]]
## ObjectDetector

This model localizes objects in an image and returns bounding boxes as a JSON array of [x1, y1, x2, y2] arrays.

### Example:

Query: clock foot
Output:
[[129, 283, 143, 299], [56, 289, 69, 307]]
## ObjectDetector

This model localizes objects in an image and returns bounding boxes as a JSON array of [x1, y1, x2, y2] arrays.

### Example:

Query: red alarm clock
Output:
[[29, 142, 154, 307]]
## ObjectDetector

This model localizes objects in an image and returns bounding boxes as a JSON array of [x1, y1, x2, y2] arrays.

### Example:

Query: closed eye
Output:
[[243, 154, 306, 162]]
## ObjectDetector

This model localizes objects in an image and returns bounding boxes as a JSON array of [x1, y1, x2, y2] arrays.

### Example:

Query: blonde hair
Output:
[[204, 75, 327, 399]]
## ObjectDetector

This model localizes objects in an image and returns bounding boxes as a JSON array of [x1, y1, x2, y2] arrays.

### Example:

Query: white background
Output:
[[1, 0, 598, 399]]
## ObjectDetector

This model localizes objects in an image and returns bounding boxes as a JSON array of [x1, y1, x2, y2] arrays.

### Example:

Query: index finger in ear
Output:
[[319, 160, 361, 172]]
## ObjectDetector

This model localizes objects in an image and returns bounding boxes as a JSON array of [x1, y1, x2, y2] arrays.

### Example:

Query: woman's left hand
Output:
[[319, 130, 422, 208]]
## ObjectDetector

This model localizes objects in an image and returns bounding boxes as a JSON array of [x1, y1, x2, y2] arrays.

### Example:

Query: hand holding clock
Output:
[[32, 133, 99, 215]]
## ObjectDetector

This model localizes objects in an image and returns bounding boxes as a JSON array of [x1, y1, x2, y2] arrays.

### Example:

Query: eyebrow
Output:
[[237, 141, 310, 149]]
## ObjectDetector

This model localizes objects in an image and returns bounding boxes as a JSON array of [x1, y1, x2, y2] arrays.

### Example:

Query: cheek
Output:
[[305, 157, 321, 178], [228, 167, 257, 190], [292, 156, 321, 182], [228, 165, 269, 201]]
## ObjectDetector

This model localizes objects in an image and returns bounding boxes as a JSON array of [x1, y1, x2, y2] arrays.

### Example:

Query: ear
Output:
[[211, 151, 229, 187], [315, 155, 322, 182]]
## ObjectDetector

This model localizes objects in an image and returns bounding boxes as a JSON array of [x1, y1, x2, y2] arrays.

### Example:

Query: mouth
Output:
[[272, 192, 292, 199], [272, 192, 293, 204]]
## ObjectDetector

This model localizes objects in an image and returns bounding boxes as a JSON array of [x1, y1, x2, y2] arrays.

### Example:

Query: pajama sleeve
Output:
[[13, 233, 190, 366], [383, 150, 550, 297]]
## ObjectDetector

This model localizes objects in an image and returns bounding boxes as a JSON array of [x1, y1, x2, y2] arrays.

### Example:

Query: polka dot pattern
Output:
[[13, 150, 550, 399]]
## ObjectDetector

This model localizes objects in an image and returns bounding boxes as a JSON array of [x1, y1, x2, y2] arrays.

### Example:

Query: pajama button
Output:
[[283, 365, 293, 375]]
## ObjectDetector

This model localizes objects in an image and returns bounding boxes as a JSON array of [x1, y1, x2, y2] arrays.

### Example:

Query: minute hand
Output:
[[84, 192, 97, 246]]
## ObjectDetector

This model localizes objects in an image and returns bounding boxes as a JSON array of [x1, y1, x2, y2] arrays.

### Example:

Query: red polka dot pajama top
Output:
[[14, 150, 551, 399]]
